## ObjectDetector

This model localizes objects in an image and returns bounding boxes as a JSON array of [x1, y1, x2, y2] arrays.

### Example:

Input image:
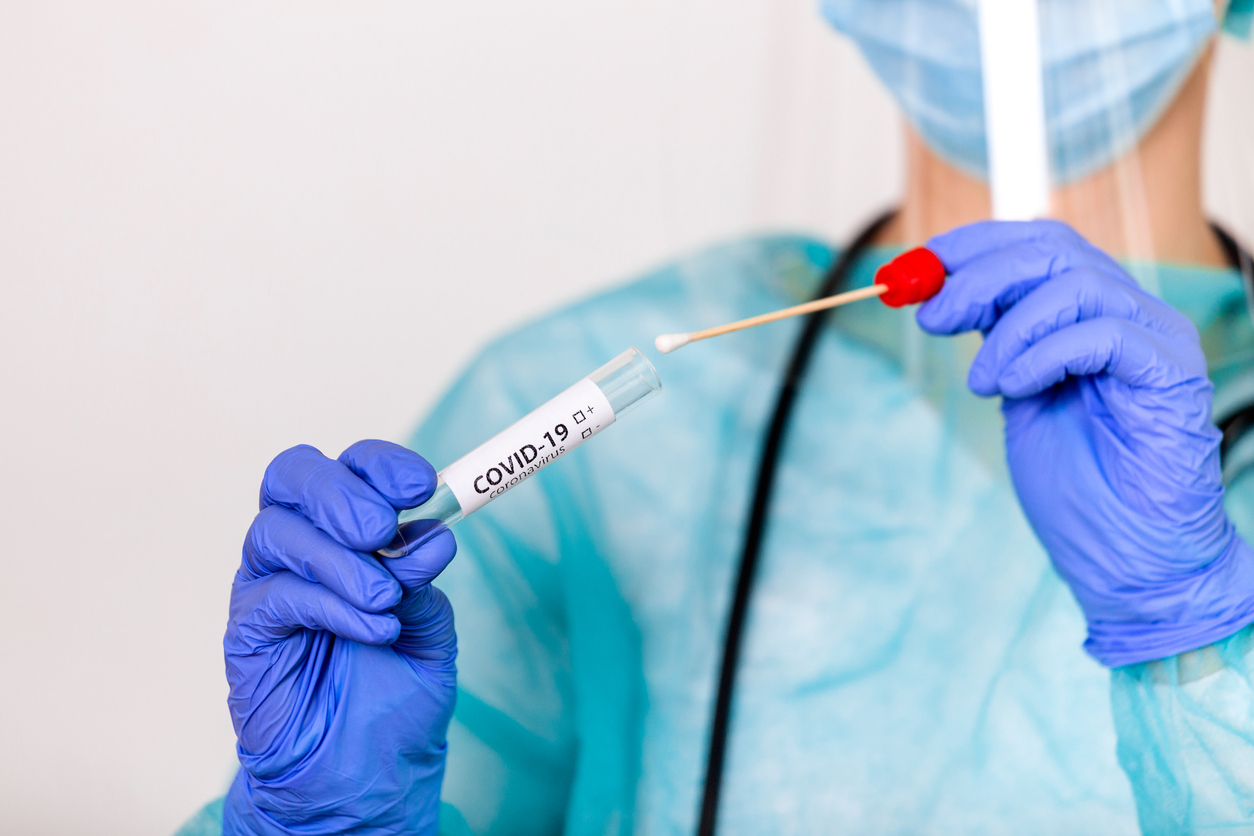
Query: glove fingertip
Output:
[[360, 612, 402, 646], [915, 299, 956, 335], [339, 440, 439, 509], [424, 528, 458, 562], [381, 528, 459, 591], [997, 366, 1045, 399], [966, 365, 1001, 398], [923, 227, 968, 269], [365, 574, 404, 613], [351, 503, 401, 552], [382, 614, 403, 645], [260, 444, 326, 510]]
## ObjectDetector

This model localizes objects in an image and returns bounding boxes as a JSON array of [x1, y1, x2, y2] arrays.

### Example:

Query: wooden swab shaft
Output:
[[685, 283, 887, 346]]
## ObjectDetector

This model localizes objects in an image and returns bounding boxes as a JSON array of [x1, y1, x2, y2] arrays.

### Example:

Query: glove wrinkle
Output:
[[924, 220, 1254, 668], [226, 443, 455, 835]]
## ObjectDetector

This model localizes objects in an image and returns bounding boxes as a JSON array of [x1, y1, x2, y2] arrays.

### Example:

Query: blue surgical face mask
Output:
[[820, 0, 1230, 184]]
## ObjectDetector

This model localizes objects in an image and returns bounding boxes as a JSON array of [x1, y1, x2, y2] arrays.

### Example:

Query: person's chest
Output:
[[583, 330, 1138, 833]]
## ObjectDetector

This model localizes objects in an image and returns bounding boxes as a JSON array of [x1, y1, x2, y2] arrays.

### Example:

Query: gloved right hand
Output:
[[222, 440, 458, 836], [917, 220, 1254, 667]]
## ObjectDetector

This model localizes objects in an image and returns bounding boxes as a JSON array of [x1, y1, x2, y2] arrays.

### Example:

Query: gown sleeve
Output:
[[1109, 465, 1254, 834], [406, 347, 584, 836]]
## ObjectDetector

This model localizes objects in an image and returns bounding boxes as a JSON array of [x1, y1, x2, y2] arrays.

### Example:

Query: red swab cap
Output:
[[874, 247, 947, 308]]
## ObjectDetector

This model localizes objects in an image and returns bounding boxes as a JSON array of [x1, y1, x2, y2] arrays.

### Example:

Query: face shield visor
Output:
[[823, 0, 1250, 256], [1034, 0, 1236, 290], [820, 0, 1254, 474]]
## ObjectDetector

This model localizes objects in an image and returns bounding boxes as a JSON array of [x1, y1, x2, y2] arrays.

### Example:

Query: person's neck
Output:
[[876, 47, 1225, 267]]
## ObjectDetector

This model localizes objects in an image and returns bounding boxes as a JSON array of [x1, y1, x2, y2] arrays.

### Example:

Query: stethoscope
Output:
[[696, 210, 1254, 836]]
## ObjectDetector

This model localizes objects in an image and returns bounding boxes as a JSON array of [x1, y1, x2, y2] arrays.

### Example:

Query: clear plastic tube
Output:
[[379, 347, 662, 557]]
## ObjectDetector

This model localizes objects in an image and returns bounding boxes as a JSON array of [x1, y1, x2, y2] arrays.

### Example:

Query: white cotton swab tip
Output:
[[654, 333, 692, 354]]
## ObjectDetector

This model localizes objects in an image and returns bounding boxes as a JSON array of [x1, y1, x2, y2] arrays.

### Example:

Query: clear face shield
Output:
[[985, 0, 1225, 275], [823, 0, 1254, 476]]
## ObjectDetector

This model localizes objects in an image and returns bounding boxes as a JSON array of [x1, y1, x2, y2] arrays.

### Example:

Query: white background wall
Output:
[[0, 3, 1249, 834]]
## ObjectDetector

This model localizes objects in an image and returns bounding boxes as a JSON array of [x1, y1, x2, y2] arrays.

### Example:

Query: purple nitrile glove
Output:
[[917, 219, 1254, 666], [223, 440, 457, 835]]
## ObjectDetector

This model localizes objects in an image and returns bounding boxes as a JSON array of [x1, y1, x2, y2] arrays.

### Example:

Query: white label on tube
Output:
[[440, 378, 615, 517]]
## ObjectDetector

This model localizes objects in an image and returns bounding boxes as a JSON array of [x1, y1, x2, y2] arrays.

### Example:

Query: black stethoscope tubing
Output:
[[696, 213, 1254, 836], [696, 208, 896, 836]]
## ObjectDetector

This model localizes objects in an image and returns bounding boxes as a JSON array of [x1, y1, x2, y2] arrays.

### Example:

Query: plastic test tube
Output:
[[379, 347, 662, 557]]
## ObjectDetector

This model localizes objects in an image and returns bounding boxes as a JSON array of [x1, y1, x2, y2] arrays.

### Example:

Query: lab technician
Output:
[[178, 1, 1254, 834]]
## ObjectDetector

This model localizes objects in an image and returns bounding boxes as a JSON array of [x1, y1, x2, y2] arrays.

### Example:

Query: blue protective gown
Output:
[[179, 236, 1254, 836]]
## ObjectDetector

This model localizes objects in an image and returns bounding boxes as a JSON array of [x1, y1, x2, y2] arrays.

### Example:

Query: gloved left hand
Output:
[[918, 219, 1254, 667]]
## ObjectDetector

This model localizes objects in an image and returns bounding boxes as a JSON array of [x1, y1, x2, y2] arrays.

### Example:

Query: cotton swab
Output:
[[654, 247, 947, 354], [654, 284, 889, 354]]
